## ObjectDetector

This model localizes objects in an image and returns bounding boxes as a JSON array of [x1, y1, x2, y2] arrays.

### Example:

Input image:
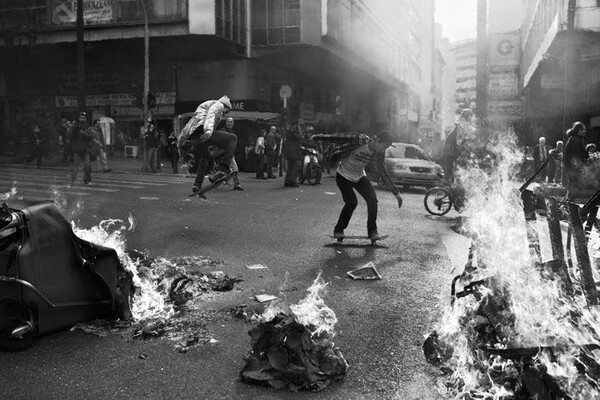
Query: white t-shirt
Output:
[[336, 144, 373, 182]]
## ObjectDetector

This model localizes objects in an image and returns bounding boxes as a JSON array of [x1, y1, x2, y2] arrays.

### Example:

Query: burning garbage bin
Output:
[[0, 201, 130, 351]]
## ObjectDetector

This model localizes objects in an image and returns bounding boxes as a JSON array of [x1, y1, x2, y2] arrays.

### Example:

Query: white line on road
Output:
[[0, 179, 119, 192]]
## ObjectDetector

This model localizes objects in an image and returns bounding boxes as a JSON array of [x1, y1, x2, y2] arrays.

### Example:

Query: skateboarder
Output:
[[177, 95, 242, 197], [313, 131, 402, 241]]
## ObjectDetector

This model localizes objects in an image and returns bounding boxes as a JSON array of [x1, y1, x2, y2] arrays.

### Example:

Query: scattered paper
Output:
[[255, 294, 278, 303], [347, 262, 382, 280], [246, 264, 268, 270]]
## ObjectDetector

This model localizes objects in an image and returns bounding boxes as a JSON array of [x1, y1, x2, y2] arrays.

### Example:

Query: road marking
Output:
[[0, 168, 191, 185], [0, 179, 119, 192]]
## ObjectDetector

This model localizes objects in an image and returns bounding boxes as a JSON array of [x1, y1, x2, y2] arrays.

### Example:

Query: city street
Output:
[[0, 165, 469, 399]]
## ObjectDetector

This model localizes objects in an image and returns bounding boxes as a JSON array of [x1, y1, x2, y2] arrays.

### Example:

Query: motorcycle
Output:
[[298, 146, 322, 185]]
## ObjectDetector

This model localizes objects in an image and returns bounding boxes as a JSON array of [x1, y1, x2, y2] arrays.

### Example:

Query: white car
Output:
[[366, 142, 444, 189]]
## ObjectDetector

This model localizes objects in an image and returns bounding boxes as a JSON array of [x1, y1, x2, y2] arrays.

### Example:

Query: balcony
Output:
[[0, 0, 188, 33]]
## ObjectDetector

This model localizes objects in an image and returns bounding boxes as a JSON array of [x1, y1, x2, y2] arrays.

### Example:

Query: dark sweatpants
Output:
[[334, 173, 378, 236], [191, 130, 237, 189]]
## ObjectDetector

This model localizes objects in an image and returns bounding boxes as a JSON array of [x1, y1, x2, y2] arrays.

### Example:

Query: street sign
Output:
[[279, 85, 292, 99]]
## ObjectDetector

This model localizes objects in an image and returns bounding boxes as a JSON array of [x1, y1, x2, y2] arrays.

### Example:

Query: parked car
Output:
[[365, 142, 444, 189]]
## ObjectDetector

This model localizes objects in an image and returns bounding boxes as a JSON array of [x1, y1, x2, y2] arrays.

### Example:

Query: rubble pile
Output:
[[241, 274, 348, 391]]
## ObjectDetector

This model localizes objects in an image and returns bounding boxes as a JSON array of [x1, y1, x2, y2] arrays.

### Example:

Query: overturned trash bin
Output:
[[0, 201, 130, 351]]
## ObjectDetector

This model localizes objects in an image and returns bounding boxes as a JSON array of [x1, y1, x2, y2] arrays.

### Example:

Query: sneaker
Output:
[[369, 231, 380, 241], [233, 185, 244, 191], [103, 168, 113, 173], [268, 175, 276, 179], [85, 182, 93, 186], [333, 230, 345, 238]]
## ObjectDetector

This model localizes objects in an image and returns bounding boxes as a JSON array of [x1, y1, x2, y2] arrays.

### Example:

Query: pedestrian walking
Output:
[[312, 131, 402, 240], [547, 140, 563, 184], [223, 117, 244, 189], [283, 122, 302, 187], [167, 130, 179, 174], [59, 117, 73, 166], [177, 95, 240, 197], [144, 122, 159, 173], [92, 120, 112, 173], [533, 136, 550, 182], [23, 124, 45, 169], [563, 121, 588, 199], [265, 126, 277, 179], [255, 129, 266, 179], [70, 112, 95, 185]]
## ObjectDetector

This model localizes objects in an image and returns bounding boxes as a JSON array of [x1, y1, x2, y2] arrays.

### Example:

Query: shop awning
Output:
[[227, 111, 279, 122]]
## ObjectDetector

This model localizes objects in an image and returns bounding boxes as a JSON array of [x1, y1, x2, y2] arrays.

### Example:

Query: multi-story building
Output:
[[451, 39, 477, 113], [521, 0, 600, 143], [0, 0, 435, 149]]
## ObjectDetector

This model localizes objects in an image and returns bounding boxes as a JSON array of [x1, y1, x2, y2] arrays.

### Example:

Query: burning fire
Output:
[[427, 130, 600, 398], [71, 216, 174, 321], [242, 272, 348, 391]]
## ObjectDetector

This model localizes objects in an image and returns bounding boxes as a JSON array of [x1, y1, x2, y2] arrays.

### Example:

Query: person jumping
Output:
[[177, 95, 243, 197]]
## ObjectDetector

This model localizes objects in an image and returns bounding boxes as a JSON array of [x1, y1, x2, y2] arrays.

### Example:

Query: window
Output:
[[252, 0, 300, 45], [216, 0, 247, 45]]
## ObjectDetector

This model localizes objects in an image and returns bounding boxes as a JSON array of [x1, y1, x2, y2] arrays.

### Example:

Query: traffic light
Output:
[[147, 92, 156, 109]]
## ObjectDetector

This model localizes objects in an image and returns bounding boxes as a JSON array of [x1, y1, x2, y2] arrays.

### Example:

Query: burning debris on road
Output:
[[424, 131, 600, 399], [71, 220, 243, 352], [241, 273, 348, 391]]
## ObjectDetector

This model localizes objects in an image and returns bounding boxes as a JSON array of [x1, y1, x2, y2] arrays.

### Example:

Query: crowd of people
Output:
[[527, 121, 600, 198]]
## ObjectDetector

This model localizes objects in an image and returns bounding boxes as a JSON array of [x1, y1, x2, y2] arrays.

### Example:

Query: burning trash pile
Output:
[[424, 131, 600, 399], [241, 273, 348, 391], [72, 219, 242, 352]]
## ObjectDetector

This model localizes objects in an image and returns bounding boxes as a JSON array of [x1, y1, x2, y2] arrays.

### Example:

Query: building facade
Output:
[[521, 0, 600, 144], [0, 0, 435, 150]]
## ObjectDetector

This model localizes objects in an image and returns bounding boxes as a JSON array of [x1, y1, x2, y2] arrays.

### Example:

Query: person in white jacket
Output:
[[178, 95, 242, 195]]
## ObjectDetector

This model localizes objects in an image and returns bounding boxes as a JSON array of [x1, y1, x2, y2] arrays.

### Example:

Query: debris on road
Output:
[[229, 304, 262, 323], [346, 262, 382, 280], [246, 264, 268, 270], [254, 294, 278, 303], [241, 273, 348, 391]]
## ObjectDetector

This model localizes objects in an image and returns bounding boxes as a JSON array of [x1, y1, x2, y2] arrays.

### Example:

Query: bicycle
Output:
[[424, 180, 465, 216]]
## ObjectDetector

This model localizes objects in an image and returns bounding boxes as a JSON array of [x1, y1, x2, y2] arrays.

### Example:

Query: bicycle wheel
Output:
[[424, 187, 453, 216]]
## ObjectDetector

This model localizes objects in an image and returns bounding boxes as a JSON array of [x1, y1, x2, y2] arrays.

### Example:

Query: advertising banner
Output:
[[52, 0, 113, 25]]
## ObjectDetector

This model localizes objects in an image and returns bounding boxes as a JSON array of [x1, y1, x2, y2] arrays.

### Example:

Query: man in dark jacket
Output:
[[70, 112, 95, 185], [563, 121, 588, 198], [264, 125, 277, 179], [283, 123, 303, 187]]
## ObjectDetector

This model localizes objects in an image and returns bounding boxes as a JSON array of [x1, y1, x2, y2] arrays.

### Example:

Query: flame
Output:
[[71, 216, 174, 322], [433, 128, 600, 398], [261, 272, 338, 337]]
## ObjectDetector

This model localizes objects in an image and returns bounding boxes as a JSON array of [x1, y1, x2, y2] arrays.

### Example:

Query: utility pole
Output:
[[76, 0, 85, 111], [139, 0, 150, 171], [475, 0, 488, 122], [564, 0, 577, 134]]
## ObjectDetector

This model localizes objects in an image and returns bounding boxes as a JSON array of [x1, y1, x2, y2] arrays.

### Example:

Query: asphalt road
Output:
[[0, 166, 470, 400]]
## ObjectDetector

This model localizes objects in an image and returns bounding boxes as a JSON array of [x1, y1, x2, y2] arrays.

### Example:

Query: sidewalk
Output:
[[0, 150, 192, 177]]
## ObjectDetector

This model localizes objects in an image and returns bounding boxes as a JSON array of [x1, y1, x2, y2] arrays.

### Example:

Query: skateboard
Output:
[[328, 235, 389, 245], [188, 171, 235, 198]]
